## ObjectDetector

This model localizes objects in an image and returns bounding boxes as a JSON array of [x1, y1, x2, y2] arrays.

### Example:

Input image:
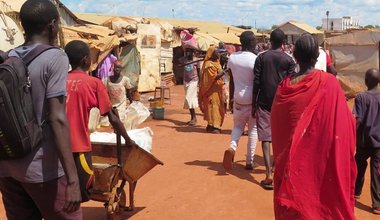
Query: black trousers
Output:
[[73, 152, 93, 203], [355, 147, 380, 208]]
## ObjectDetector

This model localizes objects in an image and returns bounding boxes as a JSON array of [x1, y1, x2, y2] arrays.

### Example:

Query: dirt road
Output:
[[0, 85, 377, 219]]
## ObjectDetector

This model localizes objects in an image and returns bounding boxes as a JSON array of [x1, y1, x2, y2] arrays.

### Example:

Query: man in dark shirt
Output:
[[252, 29, 295, 190], [353, 68, 380, 214]]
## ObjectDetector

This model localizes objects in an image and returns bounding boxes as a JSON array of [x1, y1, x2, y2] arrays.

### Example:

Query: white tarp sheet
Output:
[[136, 24, 161, 92]]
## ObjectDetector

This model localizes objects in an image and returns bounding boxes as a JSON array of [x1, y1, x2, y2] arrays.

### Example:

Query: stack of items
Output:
[[161, 72, 175, 87], [149, 99, 165, 120]]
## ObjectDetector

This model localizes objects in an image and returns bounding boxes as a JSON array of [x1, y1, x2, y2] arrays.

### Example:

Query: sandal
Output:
[[260, 178, 274, 190], [187, 120, 197, 126]]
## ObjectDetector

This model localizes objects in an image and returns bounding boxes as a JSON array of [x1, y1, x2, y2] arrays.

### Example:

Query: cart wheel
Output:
[[107, 190, 126, 220]]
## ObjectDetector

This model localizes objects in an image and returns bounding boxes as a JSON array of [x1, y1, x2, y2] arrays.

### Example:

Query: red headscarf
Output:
[[110, 60, 123, 72]]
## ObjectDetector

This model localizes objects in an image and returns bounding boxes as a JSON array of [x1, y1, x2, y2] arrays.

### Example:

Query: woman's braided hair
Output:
[[293, 34, 320, 67]]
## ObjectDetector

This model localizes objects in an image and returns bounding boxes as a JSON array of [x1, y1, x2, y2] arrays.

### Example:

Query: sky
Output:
[[61, 0, 380, 29]]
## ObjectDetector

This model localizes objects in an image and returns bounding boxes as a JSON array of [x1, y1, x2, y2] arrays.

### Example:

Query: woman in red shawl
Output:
[[271, 34, 357, 219]]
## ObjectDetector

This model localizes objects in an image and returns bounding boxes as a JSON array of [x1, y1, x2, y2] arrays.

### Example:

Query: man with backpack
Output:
[[0, 0, 82, 219]]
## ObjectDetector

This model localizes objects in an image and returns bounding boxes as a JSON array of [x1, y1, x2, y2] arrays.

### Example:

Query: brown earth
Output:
[[0, 85, 377, 220]]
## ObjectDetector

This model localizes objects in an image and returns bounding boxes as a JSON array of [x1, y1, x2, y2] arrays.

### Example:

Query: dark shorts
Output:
[[257, 106, 272, 142], [0, 176, 82, 220], [73, 152, 93, 203]]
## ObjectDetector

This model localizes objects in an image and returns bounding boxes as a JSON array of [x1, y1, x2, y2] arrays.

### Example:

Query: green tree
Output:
[[364, 25, 375, 29], [316, 26, 322, 30], [271, 25, 278, 30]]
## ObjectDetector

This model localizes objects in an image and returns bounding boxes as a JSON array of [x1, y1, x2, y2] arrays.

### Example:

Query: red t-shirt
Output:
[[66, 70, 111, 152]]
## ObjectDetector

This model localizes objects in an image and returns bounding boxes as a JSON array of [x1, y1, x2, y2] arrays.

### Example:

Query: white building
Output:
[[322, 16, 359, 32]]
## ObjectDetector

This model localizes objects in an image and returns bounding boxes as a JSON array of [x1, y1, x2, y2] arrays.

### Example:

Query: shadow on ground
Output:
[[184, 160, 263, 187], [355, 200, 372, 213], [83, 206, 145, 220], [159, 118, 232, 134]]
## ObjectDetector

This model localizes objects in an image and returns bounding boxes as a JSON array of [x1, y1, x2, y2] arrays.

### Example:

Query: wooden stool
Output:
[[154, 86, 171, 105]]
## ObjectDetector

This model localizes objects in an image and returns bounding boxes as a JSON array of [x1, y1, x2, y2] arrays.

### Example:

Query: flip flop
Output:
[[260, 179, 274, 190], [187, 120, 197, 126]]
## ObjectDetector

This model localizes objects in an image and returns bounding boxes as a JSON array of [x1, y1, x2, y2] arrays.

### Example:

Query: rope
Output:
[[0, 2, 16, 43]]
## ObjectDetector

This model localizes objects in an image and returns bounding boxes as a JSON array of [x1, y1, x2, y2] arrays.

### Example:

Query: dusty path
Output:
[[0, 85, 377, 219]]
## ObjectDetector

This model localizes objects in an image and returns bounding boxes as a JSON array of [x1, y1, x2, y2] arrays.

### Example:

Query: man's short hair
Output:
[[270, 29, 285, 45], [64, 40, 90, 67], [240, 31, 256, 47], [20, 0, 59, 36]]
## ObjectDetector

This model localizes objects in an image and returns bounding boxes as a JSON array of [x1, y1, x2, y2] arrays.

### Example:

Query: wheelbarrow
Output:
[[90, 131, 163, 220]]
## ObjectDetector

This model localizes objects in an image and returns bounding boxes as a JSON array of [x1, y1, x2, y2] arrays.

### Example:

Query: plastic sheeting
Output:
[[90, 127, 154, 153], [63, 25, 120, 72], [326, 30, 380, 98], [136, 24, 161, 92], [120, 44, 141, 88]]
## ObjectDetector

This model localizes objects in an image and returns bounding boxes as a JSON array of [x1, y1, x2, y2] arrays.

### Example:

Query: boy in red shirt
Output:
[[64, 40, 135, 202]]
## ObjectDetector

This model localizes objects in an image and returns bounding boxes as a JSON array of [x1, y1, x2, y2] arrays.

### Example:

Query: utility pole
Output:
[[326, 11, 330, 31]]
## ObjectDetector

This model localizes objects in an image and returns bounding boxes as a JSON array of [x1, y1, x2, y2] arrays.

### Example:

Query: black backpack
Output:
[[0, 45, 54, 159]]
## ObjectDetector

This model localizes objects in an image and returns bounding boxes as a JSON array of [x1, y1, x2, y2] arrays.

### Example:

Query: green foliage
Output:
[[364, 25, 375, 29]]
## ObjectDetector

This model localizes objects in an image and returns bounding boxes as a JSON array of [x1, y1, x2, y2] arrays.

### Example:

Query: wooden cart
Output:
[[90, 133, 163, 220]]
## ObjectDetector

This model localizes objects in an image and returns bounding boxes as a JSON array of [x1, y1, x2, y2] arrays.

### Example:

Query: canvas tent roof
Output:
[[325, 29, 380, 46], [210, 33, 240, 45], [63, 25, 120, 72], [277, 20, 324, 35], [325, 29, 380, 97], [194, 32, 219, 51], [101, 16, 175, 44], [2, 0, 83, 26], [149, 17, 245, 35], [76, 13, 116, 25], [76, 13, 246, 35]]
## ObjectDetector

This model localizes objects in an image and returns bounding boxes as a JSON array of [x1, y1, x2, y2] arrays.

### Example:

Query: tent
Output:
[[1, 0, 83, 26], [326, 29, 380, 97], [210, 33, 240, 45], [276, 20, 325, 45]]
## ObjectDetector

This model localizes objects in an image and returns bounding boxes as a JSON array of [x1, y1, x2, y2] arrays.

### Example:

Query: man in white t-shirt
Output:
[[223, 31, 258, 170]]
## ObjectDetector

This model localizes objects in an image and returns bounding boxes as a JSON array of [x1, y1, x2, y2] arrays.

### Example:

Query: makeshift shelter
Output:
[[326, 29, 380, 97], [149, 17, 245, 35], [193, 32, 219, 51], [76, 12, 116, 25], [62, 25, 120, 72], [276, 20, 325, 45], [119, 44, 141, 88], [76, 13, 249, 89], [1, 0, 83, 26], [101, 16, 174, 92]]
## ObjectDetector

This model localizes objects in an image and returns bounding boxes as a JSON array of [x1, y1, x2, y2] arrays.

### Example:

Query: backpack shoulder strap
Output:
[[22, 44, 56, 66]]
